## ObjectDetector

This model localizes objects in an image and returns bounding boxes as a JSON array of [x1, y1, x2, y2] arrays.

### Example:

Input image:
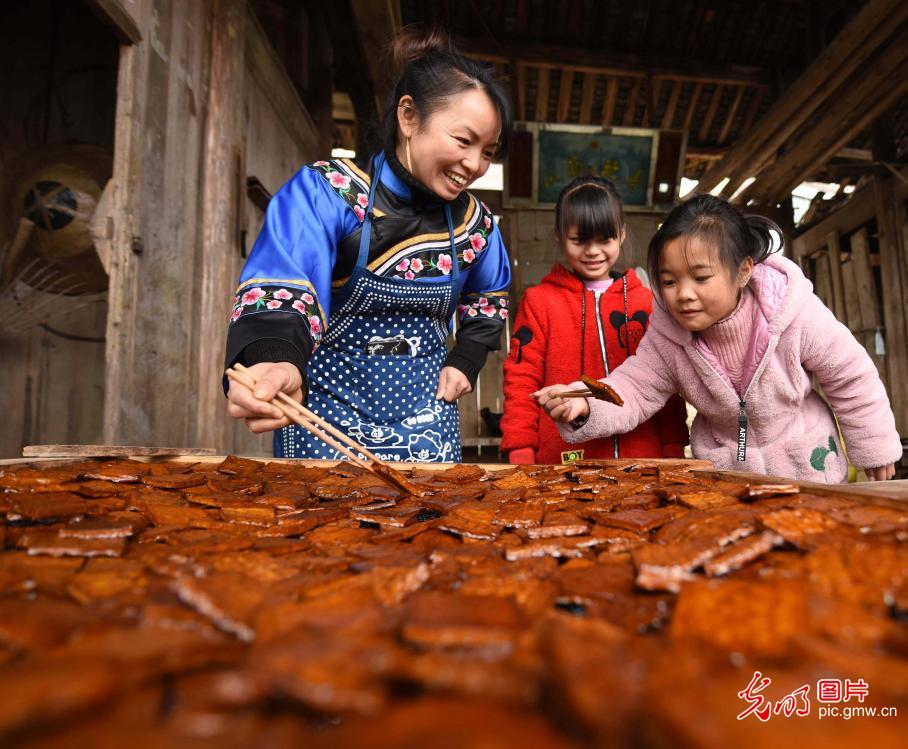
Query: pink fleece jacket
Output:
[[559, 254, 902, 482]]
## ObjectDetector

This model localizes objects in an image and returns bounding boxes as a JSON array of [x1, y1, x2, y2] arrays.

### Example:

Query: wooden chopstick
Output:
[[232, 363, 386, 467], [225, 366, 374, 471]]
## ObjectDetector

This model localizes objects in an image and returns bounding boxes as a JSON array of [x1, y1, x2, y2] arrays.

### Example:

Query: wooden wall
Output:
[[0, 0, 323, 458], [792, 171, 908, 438], [101, 0, 323, 457]]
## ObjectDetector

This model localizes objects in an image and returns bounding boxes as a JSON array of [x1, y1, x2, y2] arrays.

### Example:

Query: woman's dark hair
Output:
[[381, 25, 513, 159], [647, 194, 780, 296], [554, 176, 625, 245]]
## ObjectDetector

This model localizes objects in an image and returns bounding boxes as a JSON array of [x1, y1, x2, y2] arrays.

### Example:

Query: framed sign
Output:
[[505, 122, 686, 211]]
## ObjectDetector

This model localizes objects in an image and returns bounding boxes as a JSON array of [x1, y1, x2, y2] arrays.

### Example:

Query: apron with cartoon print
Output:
[[274, 154, 462, 463]]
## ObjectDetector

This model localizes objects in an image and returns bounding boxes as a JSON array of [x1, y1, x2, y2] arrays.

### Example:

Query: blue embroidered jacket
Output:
[[225, 151, 511, 388]]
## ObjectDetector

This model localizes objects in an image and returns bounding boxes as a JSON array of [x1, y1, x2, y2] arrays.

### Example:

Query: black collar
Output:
[[383, 148, 445, 206]]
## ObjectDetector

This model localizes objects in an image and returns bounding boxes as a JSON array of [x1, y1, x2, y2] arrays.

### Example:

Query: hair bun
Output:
[[390, 24, 451, 70]]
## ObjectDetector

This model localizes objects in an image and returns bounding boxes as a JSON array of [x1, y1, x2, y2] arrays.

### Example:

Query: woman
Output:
[[224, 27, 513, 463]]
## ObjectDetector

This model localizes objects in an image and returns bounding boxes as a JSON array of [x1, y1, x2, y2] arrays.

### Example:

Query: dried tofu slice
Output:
[[580, 374, 624, 406]]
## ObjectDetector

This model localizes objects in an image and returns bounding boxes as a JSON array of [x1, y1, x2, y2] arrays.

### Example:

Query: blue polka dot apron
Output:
[[275, 154, 462, 463]]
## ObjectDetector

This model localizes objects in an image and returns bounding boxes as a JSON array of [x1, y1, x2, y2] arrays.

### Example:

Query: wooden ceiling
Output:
[[399, 0, 907, 201]]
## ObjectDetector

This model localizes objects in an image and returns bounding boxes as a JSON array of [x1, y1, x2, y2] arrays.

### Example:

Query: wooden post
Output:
[[825, 231, 847, 323], [194, 0, 246, 449], [873, 176, 908, 434], [535, 68, 550, 122], [848, 227, 885, 381]]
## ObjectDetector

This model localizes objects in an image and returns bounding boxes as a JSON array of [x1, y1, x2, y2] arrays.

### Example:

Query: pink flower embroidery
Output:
[[301, 292, 315, 306], [273, 289, 293, 300], [328, 172, 351, 190], [458, 305, 470, 315], [292, 300, 306, 313], [313, 160, 330, 167], [405, 270, 415, 280], [481, 305, 497, 317], [309, 316, 322, 336], [469, 232, 486, 252], [463, 248, 476, 264], [395, 259, 410, 272], [499, 308, 509, 319], [410, 258, 424, 272], [230, 307, 242, 322], [353, 204, 365, 221], [437, 253, 453, 275], [478, 296, 488, 306], [484, 215, 492, 230], [467, 308, 478, 317], [357, 193, 369, 208], [241, 287, 266, 306], [266, 300, 282, 310]]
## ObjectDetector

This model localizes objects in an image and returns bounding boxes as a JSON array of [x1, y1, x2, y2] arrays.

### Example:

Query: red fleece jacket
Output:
[[501, 264, 689, 464]]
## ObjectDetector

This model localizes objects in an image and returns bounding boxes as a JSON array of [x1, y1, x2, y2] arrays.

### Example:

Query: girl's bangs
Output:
[[559, 187, 623, 243]]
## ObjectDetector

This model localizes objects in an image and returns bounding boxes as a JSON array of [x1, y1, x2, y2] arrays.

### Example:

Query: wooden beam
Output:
[[739, 85, 766, 136], [602, 77, 618, 126], [661, 80, 681, 130], [557, 70, 574, 123], [579, 72, 596, 124], [646, 74, 660, 129], [244, 9, 319, 153], [350, 0, 401, 113], [535, 67, 550, 122], [623, 78, 641, 127], [455, 37, 771, 86], [739, 39, 908, 205], [514, 61, 526, 121], [718, 84, 746, 144], [698, 84, 723, 142], [682, 81, 703, 132], [84, 0, 143, 43], [696, 0, 908, 195]]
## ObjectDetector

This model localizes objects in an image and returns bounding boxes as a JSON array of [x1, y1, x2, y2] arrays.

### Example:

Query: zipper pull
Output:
[[737, 400, 747, 462]]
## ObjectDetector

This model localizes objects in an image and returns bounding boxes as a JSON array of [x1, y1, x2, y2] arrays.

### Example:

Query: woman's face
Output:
[[398, 89, 501, 200]]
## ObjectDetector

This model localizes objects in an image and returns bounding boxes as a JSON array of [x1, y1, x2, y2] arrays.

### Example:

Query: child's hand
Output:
[[864, 463, 896, 481], [534, 385, 590, 424], [227, 361, 304, 433]]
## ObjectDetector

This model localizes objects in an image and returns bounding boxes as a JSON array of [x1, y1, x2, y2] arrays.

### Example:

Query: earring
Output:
[[405, 138, 413, 173]]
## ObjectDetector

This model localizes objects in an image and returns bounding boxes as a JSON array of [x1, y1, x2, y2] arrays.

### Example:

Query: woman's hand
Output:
[[227, 361, 304, 433], [435, 366, 472, 402], [534, 385, 590, 424], [864, 463, 896, 481]]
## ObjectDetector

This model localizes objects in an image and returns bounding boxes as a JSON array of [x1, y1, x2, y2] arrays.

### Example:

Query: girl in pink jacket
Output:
[[537, 194, 901, 483]]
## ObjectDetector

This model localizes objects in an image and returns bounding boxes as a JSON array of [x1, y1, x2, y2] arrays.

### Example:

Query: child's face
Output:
[[562, 225, 623, 282], [657, 237, 751, 331]]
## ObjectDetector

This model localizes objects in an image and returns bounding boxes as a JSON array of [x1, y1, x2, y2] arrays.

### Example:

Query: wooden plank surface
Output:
[[22, 445, 218, 458], [693, 468, 908, 506]]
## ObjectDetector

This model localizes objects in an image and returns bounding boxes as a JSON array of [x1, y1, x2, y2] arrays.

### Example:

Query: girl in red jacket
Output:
[[502, 176, 688, 464]]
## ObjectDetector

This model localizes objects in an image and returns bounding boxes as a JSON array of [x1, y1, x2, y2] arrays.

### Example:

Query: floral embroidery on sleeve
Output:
[[458, 293, 508, 322], [229, 284, 324, 348], [308, 159, 372, 224]]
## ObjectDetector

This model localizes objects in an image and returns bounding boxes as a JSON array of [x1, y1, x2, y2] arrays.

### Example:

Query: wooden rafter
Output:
[[696, 0, 908, 197], [661, 80, 681, 129], [718, 85, 746, 145], [579, 72, 596, 125], [455, 37, 771, 86], [738, 26, 908, 204]]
